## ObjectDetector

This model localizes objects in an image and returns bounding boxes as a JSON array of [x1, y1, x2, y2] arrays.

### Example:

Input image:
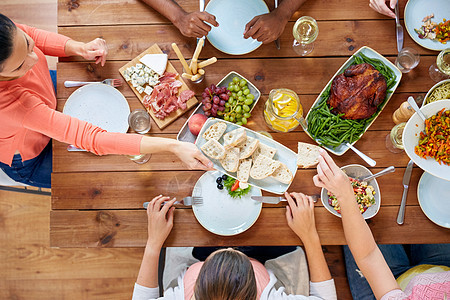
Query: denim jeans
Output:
[[343, 244, 450, 300]]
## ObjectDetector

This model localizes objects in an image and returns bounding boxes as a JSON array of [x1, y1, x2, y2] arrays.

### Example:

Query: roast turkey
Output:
[[327, 63, 387, 120]]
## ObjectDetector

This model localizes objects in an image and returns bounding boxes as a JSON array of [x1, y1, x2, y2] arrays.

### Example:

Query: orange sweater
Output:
[[0, 24, 142, 166]]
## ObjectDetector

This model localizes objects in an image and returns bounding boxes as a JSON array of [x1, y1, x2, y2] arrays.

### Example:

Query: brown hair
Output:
[[194, 248, 257, 300]]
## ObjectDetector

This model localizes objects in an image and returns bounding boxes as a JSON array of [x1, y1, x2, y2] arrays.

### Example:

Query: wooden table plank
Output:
[[51, 168, 423, 209], [57, 0, 397, 27], [56, 56, 437, 99], [50, 206, 450, 248], [57, 20, 436, 62]]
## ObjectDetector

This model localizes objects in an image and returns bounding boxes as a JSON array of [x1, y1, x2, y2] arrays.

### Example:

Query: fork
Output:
[[143, 196, 203, 209], [64, 79, 122, 88]]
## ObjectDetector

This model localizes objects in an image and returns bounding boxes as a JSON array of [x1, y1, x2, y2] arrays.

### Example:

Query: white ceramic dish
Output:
[[304, 46, 402, 156], [205, 0, 269, 55], [424, 79, 450, 105], [177, 71, 261, 143], [321, 164, 381, 219], [63, 83, 130, 133], [192, 170, 262, 236], [404, 0, 450, 51], [195, 118, 297, 194], [417, 172, 450, 228], [403, 100, 450, 181]]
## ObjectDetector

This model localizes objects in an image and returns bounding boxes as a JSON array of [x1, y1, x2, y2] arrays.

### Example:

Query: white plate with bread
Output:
[[195, 118, 298, 194]]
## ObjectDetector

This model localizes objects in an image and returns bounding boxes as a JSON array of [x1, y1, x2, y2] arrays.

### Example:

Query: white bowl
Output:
[[424, 79, 450, 105], [321, 164, 381, 219], [403, 100, 450, 181]]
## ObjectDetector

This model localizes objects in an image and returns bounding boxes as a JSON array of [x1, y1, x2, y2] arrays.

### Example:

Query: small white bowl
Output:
[[321, 164, 381, 219]]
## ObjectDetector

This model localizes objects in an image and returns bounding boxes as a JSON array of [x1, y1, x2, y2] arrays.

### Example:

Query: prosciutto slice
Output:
[[142, 72, 195, 120]]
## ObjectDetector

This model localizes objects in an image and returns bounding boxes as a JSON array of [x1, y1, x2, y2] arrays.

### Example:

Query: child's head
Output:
[[194, 248, 257, 300], [0, 14, 38, 79]]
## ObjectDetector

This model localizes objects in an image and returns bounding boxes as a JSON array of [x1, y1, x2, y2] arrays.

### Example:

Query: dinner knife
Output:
[[394, 1, 404, 53], [251, 195, 318, 204], [274, 0, 281, 49], [198, 0, 205, 43], [397, 159, 414, 225]]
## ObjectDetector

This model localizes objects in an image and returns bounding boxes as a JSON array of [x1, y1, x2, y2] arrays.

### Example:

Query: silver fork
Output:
[[64, 78, 122, 88], [143, 196, 203, 209]]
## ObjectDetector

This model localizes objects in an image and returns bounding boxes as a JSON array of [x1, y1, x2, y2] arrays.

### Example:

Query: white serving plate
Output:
[[177, 71, 261, 143], [321, 164, 381, 219], [417, 172, 450, 228], [63, 83, 130, 133], [192, 170, 262, 236], [304, 46, 402, 156], [195, 118, 297, 194], [424, 79, 450, 105], [403, 99, 450, 181]]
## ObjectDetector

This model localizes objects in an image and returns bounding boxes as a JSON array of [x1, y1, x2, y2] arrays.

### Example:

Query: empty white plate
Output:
[[417, 172, 450, 228]]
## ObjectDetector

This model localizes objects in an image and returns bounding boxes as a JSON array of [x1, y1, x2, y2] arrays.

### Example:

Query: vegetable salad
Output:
[[328, 178, 376, 214]]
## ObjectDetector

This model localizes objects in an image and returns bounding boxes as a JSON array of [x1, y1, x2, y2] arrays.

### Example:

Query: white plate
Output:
[[403, 100, 450, 181], [195, 118, 298, 194], [205, 0, 269, 55], [321, 164, 381, 219], [192, 170, 262, 236], [404, 0, 450, 51], [418, 172, 450, 228], [304, 46, 402, 156], [63, 83, 130, 133]]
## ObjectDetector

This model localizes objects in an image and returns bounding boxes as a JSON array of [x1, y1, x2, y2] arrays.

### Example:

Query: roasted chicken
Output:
[[328, 63, 387, 120]]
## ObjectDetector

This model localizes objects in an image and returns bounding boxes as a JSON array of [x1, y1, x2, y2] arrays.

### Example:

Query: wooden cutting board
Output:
[[119, 44, 198, 129]]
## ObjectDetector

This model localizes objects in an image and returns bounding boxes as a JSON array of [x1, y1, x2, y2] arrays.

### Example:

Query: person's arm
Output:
[[313, 149, 400, 299], [369, 0, 397, 18], [244, 0, 307, 44], [140, 0, 218, 38]]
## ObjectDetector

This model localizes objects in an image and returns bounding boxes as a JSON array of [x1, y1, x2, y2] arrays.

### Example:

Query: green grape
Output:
[[225, 102, 231, 108], [243, 104, 250, 112], [228, 85, 234, 92], [236, 121, 243, 126], [217, 111, 223, 116], [239, 79, 247, 87], [229, 116, 235, 122], [241, 117, 247, 125], [234, 85, 240, 92], [243, 89, 250, 95], [238, 96, 245, 102], [231, 112, 236, 117], [244, 98, 253, 105], [232, 92, 237, 98], [228, 82, 233, 88], [232, 77, 240, 83], [224, 115, 230, 121], [228, 97, 234, 103], [232, 100, 237, 106], [246, 94, 255, 100], [243, 112, 251, 118], [224, 107, 230, 113], [236, 113, 242, 118], [237, 90, 243, 97], [235, 106, 242, 113]]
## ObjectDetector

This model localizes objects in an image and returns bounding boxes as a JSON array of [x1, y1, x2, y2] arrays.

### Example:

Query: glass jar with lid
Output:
[[263, 88, 304, 132]]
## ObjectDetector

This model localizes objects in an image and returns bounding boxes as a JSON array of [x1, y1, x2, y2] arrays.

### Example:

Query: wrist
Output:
[[300, 231, 320, 246], [145, 240, 163, 253], [171, 8, 187, 27], [274, 6, 293, 22], [65, 39, 85, 57]]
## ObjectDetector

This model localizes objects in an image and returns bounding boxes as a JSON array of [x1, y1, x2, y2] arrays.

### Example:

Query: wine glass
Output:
[[292, 16, 319, 56], [429, 48, 450, 82]]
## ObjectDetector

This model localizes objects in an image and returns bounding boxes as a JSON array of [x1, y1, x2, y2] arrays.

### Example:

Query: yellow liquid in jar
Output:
[[264, 91, 303, 132]]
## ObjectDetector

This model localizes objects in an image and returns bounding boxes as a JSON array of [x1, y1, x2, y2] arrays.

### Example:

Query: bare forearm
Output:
[[136, 244, 161, 288], [303, 234, 332, 282], [276, 0, 307, 20], [140, 0, 186, 24], [64, 39, 84, 57], [139, 136, 178, 154]]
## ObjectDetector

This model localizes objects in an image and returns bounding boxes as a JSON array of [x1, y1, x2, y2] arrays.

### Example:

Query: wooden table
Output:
[[51, 0, 450, 248]]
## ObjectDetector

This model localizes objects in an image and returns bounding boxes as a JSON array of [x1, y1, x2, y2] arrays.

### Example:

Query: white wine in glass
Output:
[[429, 48, 450, 82], [292, 16, 319, 56]]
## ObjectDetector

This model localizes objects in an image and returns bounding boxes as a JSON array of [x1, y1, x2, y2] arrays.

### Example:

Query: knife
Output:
[[198, 0, 205, 43], [394, 1, 404, 53], [251, 195, 318, 204], [274, 0, 281, 50], [397, 160, 413, 225]]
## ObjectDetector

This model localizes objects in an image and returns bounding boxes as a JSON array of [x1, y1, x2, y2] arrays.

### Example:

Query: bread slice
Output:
[[202, 122, 227, 141], [297, 142, 320, 168], [200, 139, 226, 160], [238, 136, 260, 159], [250, 154, 281, 180], [220, 148, 240, 172], [223, 128, 246, 149], [270, 162, 294, 184], [252, 143, 277, 161], [237, 158, 252, 183]]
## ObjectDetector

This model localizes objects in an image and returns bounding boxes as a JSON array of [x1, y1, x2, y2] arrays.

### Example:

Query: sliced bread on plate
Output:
[[270, 162, 294, 184], [237, 158, 252, 183], [250, 154, 281, 180], [202, 121, 227, 141], [239, 136, 260, 159], [220, 148, 240, 172], [200, 139, 226, 160], [297, 142, 320, 168], [252, 142, 277, 160], [223, 128, 246, 149]]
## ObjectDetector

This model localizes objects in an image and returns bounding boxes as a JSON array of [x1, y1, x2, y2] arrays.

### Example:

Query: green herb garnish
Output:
[[223, 176, 251, 198]]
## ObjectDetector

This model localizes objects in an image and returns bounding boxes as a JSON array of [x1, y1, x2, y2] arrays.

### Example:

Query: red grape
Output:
[[219, 100, 226, 106], [212, 103, 219, 110], [204, 111, 211, 117]]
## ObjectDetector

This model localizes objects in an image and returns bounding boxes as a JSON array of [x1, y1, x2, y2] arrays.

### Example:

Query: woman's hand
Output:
[[174, 11, 219, 38], [146, 195, 176, 249], [313, 149, 354, 202], [243, 10, 289, 44], [173, 141, 214, 171], [285, 192, 318, 243], [79, 38, 108, 66], [369, 0, 397, 18]]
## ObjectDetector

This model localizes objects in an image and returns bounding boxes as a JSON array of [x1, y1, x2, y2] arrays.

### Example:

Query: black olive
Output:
[[221, 174, 228, 180], [217, 184, 224, 190], [216, 177, 222, 184]]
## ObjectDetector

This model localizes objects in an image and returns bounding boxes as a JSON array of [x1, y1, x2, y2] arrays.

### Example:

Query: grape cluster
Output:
[[223, 77, 254, 125], [201, 84, 230, 117]]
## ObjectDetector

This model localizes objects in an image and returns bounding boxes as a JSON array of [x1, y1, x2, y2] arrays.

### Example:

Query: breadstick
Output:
[[197, 57, 217, 69], [191, 74, 202, 82], [171, 43, 192, 75], [189, 38, 204, 74], [198, 69, 205, 75], [182, 73, 193, 80]]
